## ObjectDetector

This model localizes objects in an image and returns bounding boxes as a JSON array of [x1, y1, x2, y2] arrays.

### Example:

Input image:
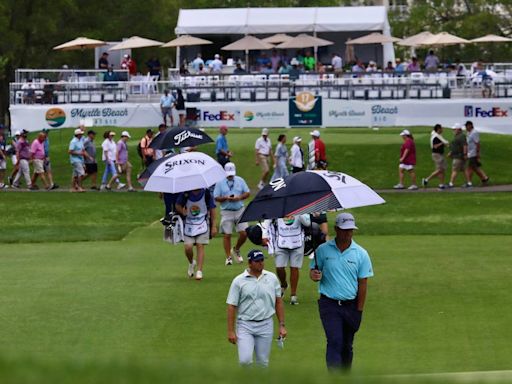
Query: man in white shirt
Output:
[[289, 136, 304, 173], [331, 53, 343, 74], [210, 54, 223, 73], [254, 128, 274, 190]]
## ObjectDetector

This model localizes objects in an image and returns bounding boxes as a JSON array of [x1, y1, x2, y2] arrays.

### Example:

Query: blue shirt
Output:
[[215, 134, 228, 155], [213, 176, 250, 211], [160, 94, 175, 108], [44, 138, 49, 156], [310, 239, 373, 300], [68, 137, 84, 164], [176, 189, 216, 210]]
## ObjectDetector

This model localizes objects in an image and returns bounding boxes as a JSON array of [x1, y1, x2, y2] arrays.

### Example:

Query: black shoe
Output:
[[482, 177, 490, 185], [50, 184, 59, 190], [8, 176, 13, 186]]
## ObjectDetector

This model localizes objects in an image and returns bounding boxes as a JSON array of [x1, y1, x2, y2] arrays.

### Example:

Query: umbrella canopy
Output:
[[221, 35, 275, 51], [275, 34, 333, 49], [138, 153, 177, 184], [109, 36, 164, 51], [143, 152, 226, 193], [418, 32, 469, 47], [239, 170, 385, 222], [149, 127, 213, 150], [397, 31, 435, 47], [346, 32, 401, 45], [53, 37, 106, 51], [262, 34, 294, 44], [161, 35, 213, 48], [471, 34, 512, 43]]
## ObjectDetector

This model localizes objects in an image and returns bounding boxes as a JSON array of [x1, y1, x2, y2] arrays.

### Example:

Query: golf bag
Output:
[[163, 214, 184, 244]]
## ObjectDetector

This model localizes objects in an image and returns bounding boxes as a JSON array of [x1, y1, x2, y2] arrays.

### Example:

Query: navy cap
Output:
[[247, 249, 265, 262]]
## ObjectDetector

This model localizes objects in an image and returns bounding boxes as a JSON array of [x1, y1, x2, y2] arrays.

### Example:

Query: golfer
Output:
[[310, 213, 373, 370], [227, 250, 287, 367]]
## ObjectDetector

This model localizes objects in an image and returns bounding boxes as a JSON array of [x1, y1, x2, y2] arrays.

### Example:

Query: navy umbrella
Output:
[[239, 170, 385, 222], [137, 153, 177, 185], [149, 127, 213, 150]]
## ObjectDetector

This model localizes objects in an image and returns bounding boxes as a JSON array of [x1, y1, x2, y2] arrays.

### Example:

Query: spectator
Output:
[[98, 52, 109, 70], [154, 124, 169, 160], [395, 58, 406, 74], [82, 130, 98, 190], [407, 57, 421, 72], [116, 131, 135, 192], [277, 61, 290, 75], [140, 129, 155, 167], [210, 54, 223, 73], [455, 58, 467, 77], [307, 130, 327, 170], [12, 130, 33, 189], [233, 62, 246, 75], [256, 53, 271, 70], [215, 125, 232, 167], [0, 132, 7, 189], [288, 58, 301, 81], [424, 50, 440, 71], [351, 60, 365, 74], [289, 136, 304, 173], [191, 53, 204, 73], [366, 61, 378, 73], [255, 128, 274, 190], [58, 64, 71, 82], [100, 131, 124, 191], [41, 129, 58, 190], [303, 50, 315, 71], [146, 57, 161, 78], [30, 133, 49, 190], [271, 134, 289, 182], [447, 123, 470, 188], [384, 61, 395, 73], [197, 63, 209, 74], [160, 89, 175, 127], [175, 188, 217, 280], [422, 124, 449, 189], [464, 121, 489, 187], [213, 162, 251, 265], [122, 54, 137, 76], [331, 53, 343, 74], [261, 62, 273, 74], [103, 66, 117, 82], [22, 80, 36, 104], [68, 128, 86, 192], [175, 89, 186, 127], [394, 129, 418, 190], [8, 131, 20, 186], [270, 49, 281, 73], [179, 64, 190, 75]]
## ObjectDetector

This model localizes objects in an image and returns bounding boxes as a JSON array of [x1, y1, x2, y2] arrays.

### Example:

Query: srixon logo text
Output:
[[203, 111, 236, 121]]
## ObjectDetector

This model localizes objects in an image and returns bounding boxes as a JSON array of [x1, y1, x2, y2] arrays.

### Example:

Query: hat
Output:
[[247, 249, 265, 262], [262, 128, 269, 135], [121, 130, 131, 138], [123, 54, 129, 58], [62, 64, 69, 69], [87, 130, 96, 135], [21, 129, 28, 135], [290, 58, 299, 66], [224, 162, 236, 177], [293, 136, 302, 143], [335, 213, 358, 230], [108, 131, 116, 136], [310, 129, 320, 137], [42, 128, 50, 132], [396, 58, 401, 62], [369, 60, 376, 65], [14, 130, 21, 136], [400, 129, 411, 136], [102, 52, 109, 55], [214, 54, 220, 59], [451, 123, 463, 130], [74, 128, 84, 135]]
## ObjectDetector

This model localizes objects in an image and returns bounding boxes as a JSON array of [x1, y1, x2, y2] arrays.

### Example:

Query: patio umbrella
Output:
[[53, 37, 106, 51], [161, 35, 213, 48], [222, 35, 275, 70], [109, 36, 164, 51], [239, 170, 385, 223], [262, 34, 294, 44], [149, 127, 213, 150], [143, 152, 226, 193], [397, 31, 435, 47], [275, 34, 333, 49], [470, 34, 512, 43], [418, 32, 469, 47], [345, 32, 401, 45]]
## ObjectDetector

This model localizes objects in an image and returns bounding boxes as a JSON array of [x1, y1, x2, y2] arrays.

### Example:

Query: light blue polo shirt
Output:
[[68, 137, 84, 164], [310, 239, 373, 300], [226, 269, 281, 321], [160, 94, 175, 108], [215, 134, 228, 155], [213, 176, 250, 211]]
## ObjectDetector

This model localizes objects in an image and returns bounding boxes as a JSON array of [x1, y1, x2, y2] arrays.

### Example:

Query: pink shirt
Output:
[[31, 139, 46, 160]]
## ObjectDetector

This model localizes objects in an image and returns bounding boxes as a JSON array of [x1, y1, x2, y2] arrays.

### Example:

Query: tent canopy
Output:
[[175, 6, 390, 35]]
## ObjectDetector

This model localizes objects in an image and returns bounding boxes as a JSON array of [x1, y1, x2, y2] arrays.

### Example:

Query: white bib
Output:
[[276, 218, 303, 250], [184, 194, 209, 237]]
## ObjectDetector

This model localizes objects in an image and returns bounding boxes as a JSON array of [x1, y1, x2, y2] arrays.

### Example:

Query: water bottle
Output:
[[276, 336, 285, 349]]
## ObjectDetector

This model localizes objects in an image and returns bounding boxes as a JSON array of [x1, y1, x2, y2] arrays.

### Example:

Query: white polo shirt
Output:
[[226, 269, 281, 321], [101, 139, 117, 162], [255, 137, 272, 156]]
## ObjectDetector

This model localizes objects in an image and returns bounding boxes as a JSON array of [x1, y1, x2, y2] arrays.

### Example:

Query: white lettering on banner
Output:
[[164, 159, 206, 173], [270, 178, 286, 191], [174, 131, 203, 146]]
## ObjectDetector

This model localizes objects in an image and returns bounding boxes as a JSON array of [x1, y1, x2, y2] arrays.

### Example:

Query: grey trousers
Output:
[[13, 159, 31, 187], [237, 318, 273, 367]]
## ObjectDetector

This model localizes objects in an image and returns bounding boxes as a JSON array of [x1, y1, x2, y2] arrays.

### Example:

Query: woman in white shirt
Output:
[[289, 136, 304, 173], [100, 131, 123, 190]]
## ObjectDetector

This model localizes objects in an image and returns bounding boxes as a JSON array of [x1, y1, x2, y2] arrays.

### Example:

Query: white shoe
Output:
[[187, 260, 196, 278], [393, 183, 404, 189], [225, 257, 233, 266], [100, 184, 106, 191], [231, 247, 243, 263], [117, 182, 126, 190], [290, 295, 299, 305], [408, 185, 418, 190], [195, 270, 203, 280]]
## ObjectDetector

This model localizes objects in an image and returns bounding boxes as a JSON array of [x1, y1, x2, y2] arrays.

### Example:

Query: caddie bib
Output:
[[184, 195, 208, 237], [277, 217, 303, 249]]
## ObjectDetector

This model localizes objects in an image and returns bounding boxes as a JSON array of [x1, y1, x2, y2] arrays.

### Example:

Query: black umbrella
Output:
[[149, 127, 213, 150], [137, 153, 177, 185], [239, 170, 385, 222]]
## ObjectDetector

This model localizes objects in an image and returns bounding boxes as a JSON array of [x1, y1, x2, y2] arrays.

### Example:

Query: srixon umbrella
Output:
[[149, 127, 213, 150], [143, 152, 226, 193], [239, 170, 385, 222]]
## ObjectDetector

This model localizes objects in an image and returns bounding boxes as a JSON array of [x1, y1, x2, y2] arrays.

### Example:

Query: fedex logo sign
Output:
[[202, 110, 236, 121], [464, 106, 509, 118]]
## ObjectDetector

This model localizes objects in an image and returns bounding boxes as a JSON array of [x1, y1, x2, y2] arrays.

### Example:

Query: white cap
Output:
[[123, 54, 129, 58], [224, 162, 236, 177], [74, 128, 84, 135], [310, 129, 320, 137], [369, 60, 376, 65], [121, 130, 131, 138], [400, 129, 411, 136], [214, 54, 220, 59], [293, 136, 302, 143], [262, 128, 269, 135], [15, 130, 21, 136], [452, 123, 463, 130], [335, 213, 358, 230], [290, 58, 299, 66]]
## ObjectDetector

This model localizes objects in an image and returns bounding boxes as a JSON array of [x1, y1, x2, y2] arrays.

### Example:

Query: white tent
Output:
[[175, 6, 395, 65]]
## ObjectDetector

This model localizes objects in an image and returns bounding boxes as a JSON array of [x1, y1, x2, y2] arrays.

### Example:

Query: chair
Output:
[[91, 91, 102, 103], [79, 91, 91, 103]]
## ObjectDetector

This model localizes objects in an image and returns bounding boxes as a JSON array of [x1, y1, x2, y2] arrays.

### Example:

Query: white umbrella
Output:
[[346, 32, 401, 45], [262, 34, 294, 44], [222, 35, 275, 70], [275, 34, 333, 49], [397, 32, 436, 47], [470, 34, 512, 43], [144, 152, 226, 193], [109, 36, 164, 51], [161, 35, 213, 48], [53, 37, 106, 51], [418, 32, 469, 47]]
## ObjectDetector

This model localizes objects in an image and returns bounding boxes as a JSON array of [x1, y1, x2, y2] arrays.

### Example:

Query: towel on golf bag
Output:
[[163, 214, 184, 244]]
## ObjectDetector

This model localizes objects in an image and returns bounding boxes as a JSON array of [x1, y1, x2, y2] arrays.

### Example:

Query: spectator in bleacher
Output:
[[295, 50, 304, 65], [395, 58, 406, 74], [68, 128, 86, 193], [455, 58, 467, 77], [422, 124, 449, 190], [271, 134, 289, 182], [175, 89, 186, 127], [98, 52, 109, 70], [101, 131, 124, 191], [351, 60, 365, 73], [12, 130, 33, 189], [104, 65, 117, 82], [366, 61, 378, 73], [198, 63, 209, 74], [288, 58, 301, 81], [140, 129, 155, 167], [116, 131, 135, 192], [160, 89, 175, 127], [146, 57, 161, 78], [82, 130, 98, 190], [407, 57, 421, 72], [22, 79, 36, 104], [257, 53, 271, 71], [41, 129, 58, 190], [233, 62, 246, 75], [191, 53, 204, 73], [121, 54, 129, 71], [58, 64, 71, 82], [277, 61, 290, 75], [394, 129, 418, 190], [30, 133, 49, 190], [210, 54, 223, 73], [271, 49, 281, 73], [331, 53, 343, 75], [262, 62, 273, 74], [179, 64, 190, 75], [424, 50, 440, 71], [447, 123, 469, 188], [0, 132, 7, 189], [122, 54, 137, 76], [303, 50, 315, 71], [384, 61, 395, 73]]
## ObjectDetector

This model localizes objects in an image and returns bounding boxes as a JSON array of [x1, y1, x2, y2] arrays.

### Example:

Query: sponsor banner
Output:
[[289, 92, 322, 126], [239, 102, 288, 128], [196, 105, 240, 127], [323, 100, 370, 126]]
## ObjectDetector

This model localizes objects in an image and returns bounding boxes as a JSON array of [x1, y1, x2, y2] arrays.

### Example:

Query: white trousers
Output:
[[13, 159, 31, 187], [237, 318, 273, 367]]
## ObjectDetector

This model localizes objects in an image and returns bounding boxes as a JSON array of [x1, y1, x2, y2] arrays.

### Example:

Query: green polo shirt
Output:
[[226, 269, 281, 321]]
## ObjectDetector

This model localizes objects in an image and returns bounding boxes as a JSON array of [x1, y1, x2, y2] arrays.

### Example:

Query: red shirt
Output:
[[400, 138, 416, 165], [314, 138, 326, 162], [127, 59, 137, 76]]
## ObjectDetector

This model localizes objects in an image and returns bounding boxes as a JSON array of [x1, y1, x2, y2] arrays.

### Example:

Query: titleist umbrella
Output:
[[149, 127, 213, 150], [239, 170, 385, 222]]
